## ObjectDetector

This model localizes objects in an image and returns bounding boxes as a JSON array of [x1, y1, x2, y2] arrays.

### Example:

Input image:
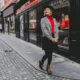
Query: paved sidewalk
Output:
[[0, 40, 51, 80], [0, 33, 80, 80]]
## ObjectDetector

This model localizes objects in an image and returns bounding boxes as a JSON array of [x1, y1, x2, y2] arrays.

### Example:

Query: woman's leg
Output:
[[47, 50, 53, 65], [41, 50, 48, 63], [41, 50, 53, 65], [39, 50, 48, 69], [47, 50, 53, 75]]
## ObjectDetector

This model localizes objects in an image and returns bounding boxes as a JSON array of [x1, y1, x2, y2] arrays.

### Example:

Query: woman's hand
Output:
[[51, 38, 58, 42]]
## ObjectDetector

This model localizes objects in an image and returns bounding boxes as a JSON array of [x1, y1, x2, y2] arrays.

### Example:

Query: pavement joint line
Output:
[[2, 40, 79, 80], [18, 56, 74, 80], [0, 37, 80, 80], [53, 60, 69, 64]]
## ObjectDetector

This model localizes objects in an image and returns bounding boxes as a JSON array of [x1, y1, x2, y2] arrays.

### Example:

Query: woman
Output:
[[39, 6, 59, 75]]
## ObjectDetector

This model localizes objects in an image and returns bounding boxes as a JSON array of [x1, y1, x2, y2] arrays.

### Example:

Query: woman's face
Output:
[[44, 8, 52, 16]]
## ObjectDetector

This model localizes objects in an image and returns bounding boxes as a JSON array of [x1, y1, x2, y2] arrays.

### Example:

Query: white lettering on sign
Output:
[[51, 0, 70, 9]]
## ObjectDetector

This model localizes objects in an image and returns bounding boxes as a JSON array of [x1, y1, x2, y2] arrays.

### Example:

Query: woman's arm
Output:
[[41, 18, 53, 40]]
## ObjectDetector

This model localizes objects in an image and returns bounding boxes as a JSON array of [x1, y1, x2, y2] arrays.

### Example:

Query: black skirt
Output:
[[42, 34, 58, 52]]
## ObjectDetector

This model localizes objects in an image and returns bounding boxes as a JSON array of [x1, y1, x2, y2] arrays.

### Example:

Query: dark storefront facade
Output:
[[15, 0, 47, 42], [15, 0, 80, 62], [3, 5, 15, 35], [15, 0, 70, 48]]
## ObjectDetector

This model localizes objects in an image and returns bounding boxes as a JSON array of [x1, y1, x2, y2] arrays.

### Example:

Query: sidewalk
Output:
[[0, 33, 80, 80]]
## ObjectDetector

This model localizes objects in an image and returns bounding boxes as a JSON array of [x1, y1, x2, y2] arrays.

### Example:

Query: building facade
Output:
[[0, 0, 4, 11], [15, 0, 70, 49], [3, 0, 17, 34], [2, 0, 80, 61]]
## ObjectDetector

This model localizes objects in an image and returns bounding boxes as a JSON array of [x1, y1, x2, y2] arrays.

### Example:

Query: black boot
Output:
[[39, 60, 43, 70]]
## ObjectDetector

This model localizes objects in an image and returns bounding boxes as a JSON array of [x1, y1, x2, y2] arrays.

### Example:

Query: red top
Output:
[[59, 19, 70, 29], [59, 19, 65, 29], [47, 16, 55, 33], [65, 20, 70, 28]]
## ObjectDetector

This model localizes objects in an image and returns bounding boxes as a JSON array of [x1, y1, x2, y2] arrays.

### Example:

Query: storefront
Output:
[[15, 0, 49, 43], [3, 5, 15, 34], [29, 9, 37, 43], [15, 0, 70, 49], [15, 0, 80, 61]]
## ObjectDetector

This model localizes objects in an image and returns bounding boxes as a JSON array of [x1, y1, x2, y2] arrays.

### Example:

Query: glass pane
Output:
[[20, 15, 24, 38], [9, 15, 15, 33], [4, 18, 8, 33], [29, 9, 37, 42], [50, 0, 70, 50]]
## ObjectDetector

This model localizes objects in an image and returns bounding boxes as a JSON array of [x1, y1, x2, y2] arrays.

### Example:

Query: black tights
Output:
[[41, 50, 53, 65]]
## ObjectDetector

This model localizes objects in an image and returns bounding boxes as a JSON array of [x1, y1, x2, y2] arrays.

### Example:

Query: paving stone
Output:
[[0, 34, 80, 80], [0, 40, 69, 80]]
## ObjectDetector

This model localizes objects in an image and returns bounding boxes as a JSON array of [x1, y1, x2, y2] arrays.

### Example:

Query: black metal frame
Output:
[[15, 15, 20, 38], [23, 12, 29, 41]]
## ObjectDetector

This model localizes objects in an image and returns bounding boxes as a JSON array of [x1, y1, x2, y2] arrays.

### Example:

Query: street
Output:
[[0, 39, 54, 80], [0, 37, 70, 80], [0, 33, 80, 80]]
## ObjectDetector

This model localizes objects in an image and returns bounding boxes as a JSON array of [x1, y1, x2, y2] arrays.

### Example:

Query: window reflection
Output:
[[50, 0, 70, 50], [29, 9, 37, 41]]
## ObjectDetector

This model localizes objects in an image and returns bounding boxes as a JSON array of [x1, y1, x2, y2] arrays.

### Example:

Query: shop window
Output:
[[0, 24, 2, 32], [29, 9, 37, 43], [20, 15, 24, 39], [9, 15, 15, 33], [4, 18, 9, 33], [50, 0, 70, 50]]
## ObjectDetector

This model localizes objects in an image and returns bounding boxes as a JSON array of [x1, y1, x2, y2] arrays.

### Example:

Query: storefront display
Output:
[[50, 0, 70, 50], [29, 9, 37, 42], [3, 4, 15, 34], [59, 14, 70, 29], [15, 0, 70, 49], [4, 15, 15, 34]]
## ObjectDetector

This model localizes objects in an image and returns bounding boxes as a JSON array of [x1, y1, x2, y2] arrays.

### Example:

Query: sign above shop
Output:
[[16, 0, 42, 14], [3, 5, 14, 17], [51, 0, 70, 9]]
